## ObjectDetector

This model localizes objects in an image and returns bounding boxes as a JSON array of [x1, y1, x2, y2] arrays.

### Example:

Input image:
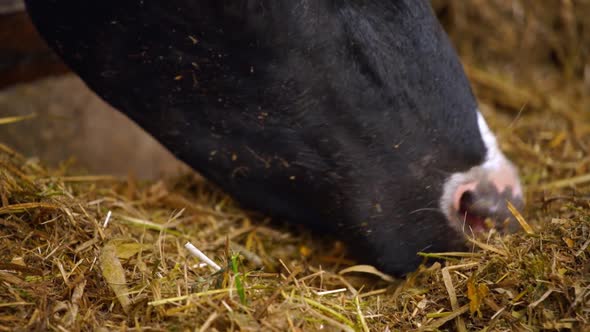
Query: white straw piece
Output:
[[184, 242, 222, 271], [102, 210, 112, 228], [313, 288, 348, 296]]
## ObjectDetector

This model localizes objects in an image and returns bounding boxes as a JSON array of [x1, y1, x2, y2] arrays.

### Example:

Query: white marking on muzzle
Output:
[[440, 111, 522, 231]]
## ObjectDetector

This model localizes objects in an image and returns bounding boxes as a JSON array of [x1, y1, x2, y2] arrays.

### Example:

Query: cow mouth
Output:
[[460, 211, 490, 233]]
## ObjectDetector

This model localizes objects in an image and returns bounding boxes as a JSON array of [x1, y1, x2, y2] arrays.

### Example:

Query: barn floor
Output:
[[1, 1, 590, 331]]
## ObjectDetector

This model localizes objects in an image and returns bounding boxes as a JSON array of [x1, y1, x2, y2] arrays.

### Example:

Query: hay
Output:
[[1, 1, 590, 330]]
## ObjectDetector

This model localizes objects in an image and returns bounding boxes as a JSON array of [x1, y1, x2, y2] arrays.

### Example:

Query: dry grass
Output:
[[1, 1, 590, 331]]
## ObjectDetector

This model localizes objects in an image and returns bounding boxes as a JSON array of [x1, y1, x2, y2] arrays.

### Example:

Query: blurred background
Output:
[[0, 0, 588, 179], [0, 0, 189, 178]]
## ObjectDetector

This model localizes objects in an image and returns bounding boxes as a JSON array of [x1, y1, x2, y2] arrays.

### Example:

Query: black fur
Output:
[[25, 0, 486, 275]]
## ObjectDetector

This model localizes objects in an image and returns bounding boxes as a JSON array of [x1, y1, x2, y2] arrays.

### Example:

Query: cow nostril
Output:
[[457, 189, 490, 232], [458, 190, 475, 217]]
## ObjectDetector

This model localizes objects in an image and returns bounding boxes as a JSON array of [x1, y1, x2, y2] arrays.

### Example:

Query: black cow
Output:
[[24, 0, 524, 275]]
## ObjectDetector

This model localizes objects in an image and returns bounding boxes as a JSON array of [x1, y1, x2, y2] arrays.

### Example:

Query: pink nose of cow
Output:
[[442, 113, 524, 234], [452, 172, 524, 233]]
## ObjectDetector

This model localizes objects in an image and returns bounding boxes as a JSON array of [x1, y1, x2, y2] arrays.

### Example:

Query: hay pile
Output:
[[1, 1, 590, 331]]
